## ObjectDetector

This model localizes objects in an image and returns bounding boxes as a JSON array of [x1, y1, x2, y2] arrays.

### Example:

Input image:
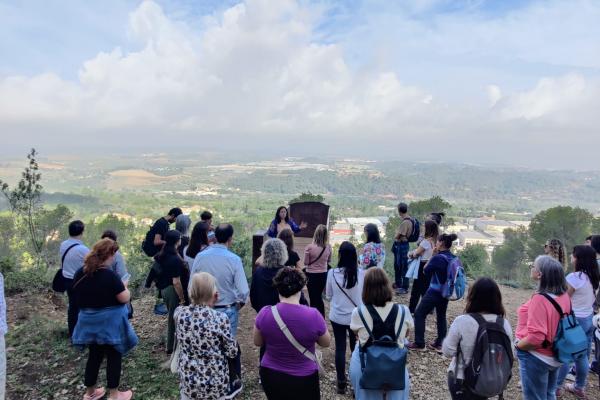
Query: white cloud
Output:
[[0, 0, 599, 168]]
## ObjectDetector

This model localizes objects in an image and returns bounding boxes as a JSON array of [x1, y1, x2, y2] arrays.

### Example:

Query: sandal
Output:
[[83, 387, 106, 400], [108, 389, 133, 400]]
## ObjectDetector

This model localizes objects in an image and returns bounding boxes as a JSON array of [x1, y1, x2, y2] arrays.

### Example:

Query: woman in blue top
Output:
[[408, 233, 458, 352], [267, 206, 307, 238]]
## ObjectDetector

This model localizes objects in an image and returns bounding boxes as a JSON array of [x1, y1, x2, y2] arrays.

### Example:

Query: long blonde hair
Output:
[[313, 224, 329, 247]]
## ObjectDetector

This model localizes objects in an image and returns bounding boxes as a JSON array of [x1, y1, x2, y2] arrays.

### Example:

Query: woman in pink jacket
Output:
[[515, 255, 571, 400]]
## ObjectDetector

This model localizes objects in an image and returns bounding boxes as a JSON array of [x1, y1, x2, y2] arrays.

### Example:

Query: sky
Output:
[[0, 0, 599, 169]]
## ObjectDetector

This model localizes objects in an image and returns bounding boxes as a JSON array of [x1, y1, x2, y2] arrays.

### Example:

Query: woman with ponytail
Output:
[[409, 233, 458, 352], [71, 238, 137, 400]]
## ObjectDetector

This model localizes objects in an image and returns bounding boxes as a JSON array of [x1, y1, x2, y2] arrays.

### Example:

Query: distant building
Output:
[[457, 230, 493, 248], [474, 219, 516, 233], [446, 222, 469, 233]]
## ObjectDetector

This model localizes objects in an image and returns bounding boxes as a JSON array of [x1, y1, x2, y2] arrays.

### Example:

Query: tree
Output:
[[289, 192, 325, 204], [527, 206, 594, 262], [409, 196, 453, 227], [457, 243, 491, 278], [492, 227, 528, 282]]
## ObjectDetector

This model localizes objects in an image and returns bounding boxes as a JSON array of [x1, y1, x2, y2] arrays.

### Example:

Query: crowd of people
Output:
[[51, 203, 600, 400]]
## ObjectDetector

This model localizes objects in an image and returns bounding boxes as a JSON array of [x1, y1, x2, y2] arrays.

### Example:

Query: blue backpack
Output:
[[358, 304, 408, 391], [430, 254, 466, 301], [540, 293, 588, 364]]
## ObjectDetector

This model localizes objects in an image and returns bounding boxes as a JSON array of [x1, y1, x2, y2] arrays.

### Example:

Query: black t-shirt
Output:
[[152, 217, 169, 242], [72, 268, 125, 309], [155, 251, 186, 290], [285, 250, 300, 267], [178, 236, 190, 259]]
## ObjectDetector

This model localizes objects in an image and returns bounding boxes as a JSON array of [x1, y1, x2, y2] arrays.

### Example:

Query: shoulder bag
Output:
[[52, 243, 80, 292], [271, 305, 323, 370]]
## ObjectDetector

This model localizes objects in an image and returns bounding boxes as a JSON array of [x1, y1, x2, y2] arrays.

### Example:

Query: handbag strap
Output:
[[307, 246, 327, 267], [270, 305, 318, 365], [61, 243, 80, 269], [333, 271, 357, 307]]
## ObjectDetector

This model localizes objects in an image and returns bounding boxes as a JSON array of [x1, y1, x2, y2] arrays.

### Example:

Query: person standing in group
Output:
[[0, 272, 6, 400], [175, 272, 239, 400], [251, 239, 288, 361], [191, 223, 248, 396], [515, 256, 571, 400], [590, 235, 600, 375], [409, 233, 458, 352], [251, 239, 288, 313], [254, 267, 331, 400], [59, 220, 90, 337], [101, 230, 132, 318], [200, 211, 216, 244], [175, 214, 192, 259], [142, 207, 182, 315], [278, 229, 302, 271], [555, 245, 599, 398], [544, 238, 566, 268], [71, 239, 138, 400], [183, 221, 210, 267], [393, 203, 416, 295], [358, 223, 385, 269], [408, 220, 439, 314], [442, 277, 513, 400], [326, 241, 364, 394], [154, 230, 188, 355], [349, 268, 413, 400], [267, 206, 307, 238], [304, 224, 332, 317]]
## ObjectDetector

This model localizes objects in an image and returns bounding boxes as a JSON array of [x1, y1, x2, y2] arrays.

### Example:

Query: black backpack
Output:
[[141, 226, 160, 257], [459, 313, 513, 398], [405, 217, 420, 243]]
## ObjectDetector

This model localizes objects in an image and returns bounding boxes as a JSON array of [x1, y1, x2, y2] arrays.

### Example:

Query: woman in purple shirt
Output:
[[267, 206, 307, 238], [254, 267, 331, 400]]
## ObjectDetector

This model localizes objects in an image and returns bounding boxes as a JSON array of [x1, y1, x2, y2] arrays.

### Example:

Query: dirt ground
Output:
[[6, 284, 600, 400]]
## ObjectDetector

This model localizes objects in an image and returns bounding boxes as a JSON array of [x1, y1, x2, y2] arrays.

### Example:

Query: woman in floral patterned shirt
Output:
[[175, 272, 238, 400], [358, 223, 386, 269]]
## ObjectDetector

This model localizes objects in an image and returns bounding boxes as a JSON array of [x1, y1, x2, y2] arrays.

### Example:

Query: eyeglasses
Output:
[[528, 262, 536, 270]]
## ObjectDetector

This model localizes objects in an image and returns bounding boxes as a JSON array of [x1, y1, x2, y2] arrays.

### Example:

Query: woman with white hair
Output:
[[251, 238, 289, 313], [175, 272, 238, 400], [515, 255, 571, 400]]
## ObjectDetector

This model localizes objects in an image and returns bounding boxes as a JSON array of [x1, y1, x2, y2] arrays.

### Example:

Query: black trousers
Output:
[[306, 272, 327, 317], [64, 278, 79, 338], [84, 344, 122, 389], [447, 372, 487, 400], [260, 366, 320, 400], [331, 321, 356, 383], [414, 291, 449, 347], [409, 261, 431, 313]]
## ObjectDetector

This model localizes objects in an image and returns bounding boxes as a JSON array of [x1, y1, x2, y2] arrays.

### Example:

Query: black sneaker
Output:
[[225, 379, 243, 399]]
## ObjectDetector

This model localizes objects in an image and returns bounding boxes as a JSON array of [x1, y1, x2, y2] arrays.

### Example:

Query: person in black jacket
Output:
[[251, 239, 288, 313], [154, 230, 189, 355], [251, 238, 288, 362]]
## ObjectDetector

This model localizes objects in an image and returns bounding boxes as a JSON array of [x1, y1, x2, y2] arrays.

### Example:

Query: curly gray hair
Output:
[[261, 238, 288, 268]]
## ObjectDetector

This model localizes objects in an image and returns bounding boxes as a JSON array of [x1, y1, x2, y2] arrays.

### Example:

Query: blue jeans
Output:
[[556, 314, 594, 390], [413, 290, 449, 347], [393, 241, 409, 290], [216, 305, 241, 380], [517, 349, 559, 400], [216, 305, 239, 338], [349, 347, 409, 400]]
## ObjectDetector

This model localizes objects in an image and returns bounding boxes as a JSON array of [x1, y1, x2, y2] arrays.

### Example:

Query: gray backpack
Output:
[[459, 313, 513, 398]]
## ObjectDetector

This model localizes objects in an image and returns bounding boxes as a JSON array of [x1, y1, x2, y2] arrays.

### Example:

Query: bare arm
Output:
[[153, 233, 166, 247], [253, 326, 264, 347], [317, 330, 331, 347], [116, 288, 131, 304], [172, 277, 185, 303]]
